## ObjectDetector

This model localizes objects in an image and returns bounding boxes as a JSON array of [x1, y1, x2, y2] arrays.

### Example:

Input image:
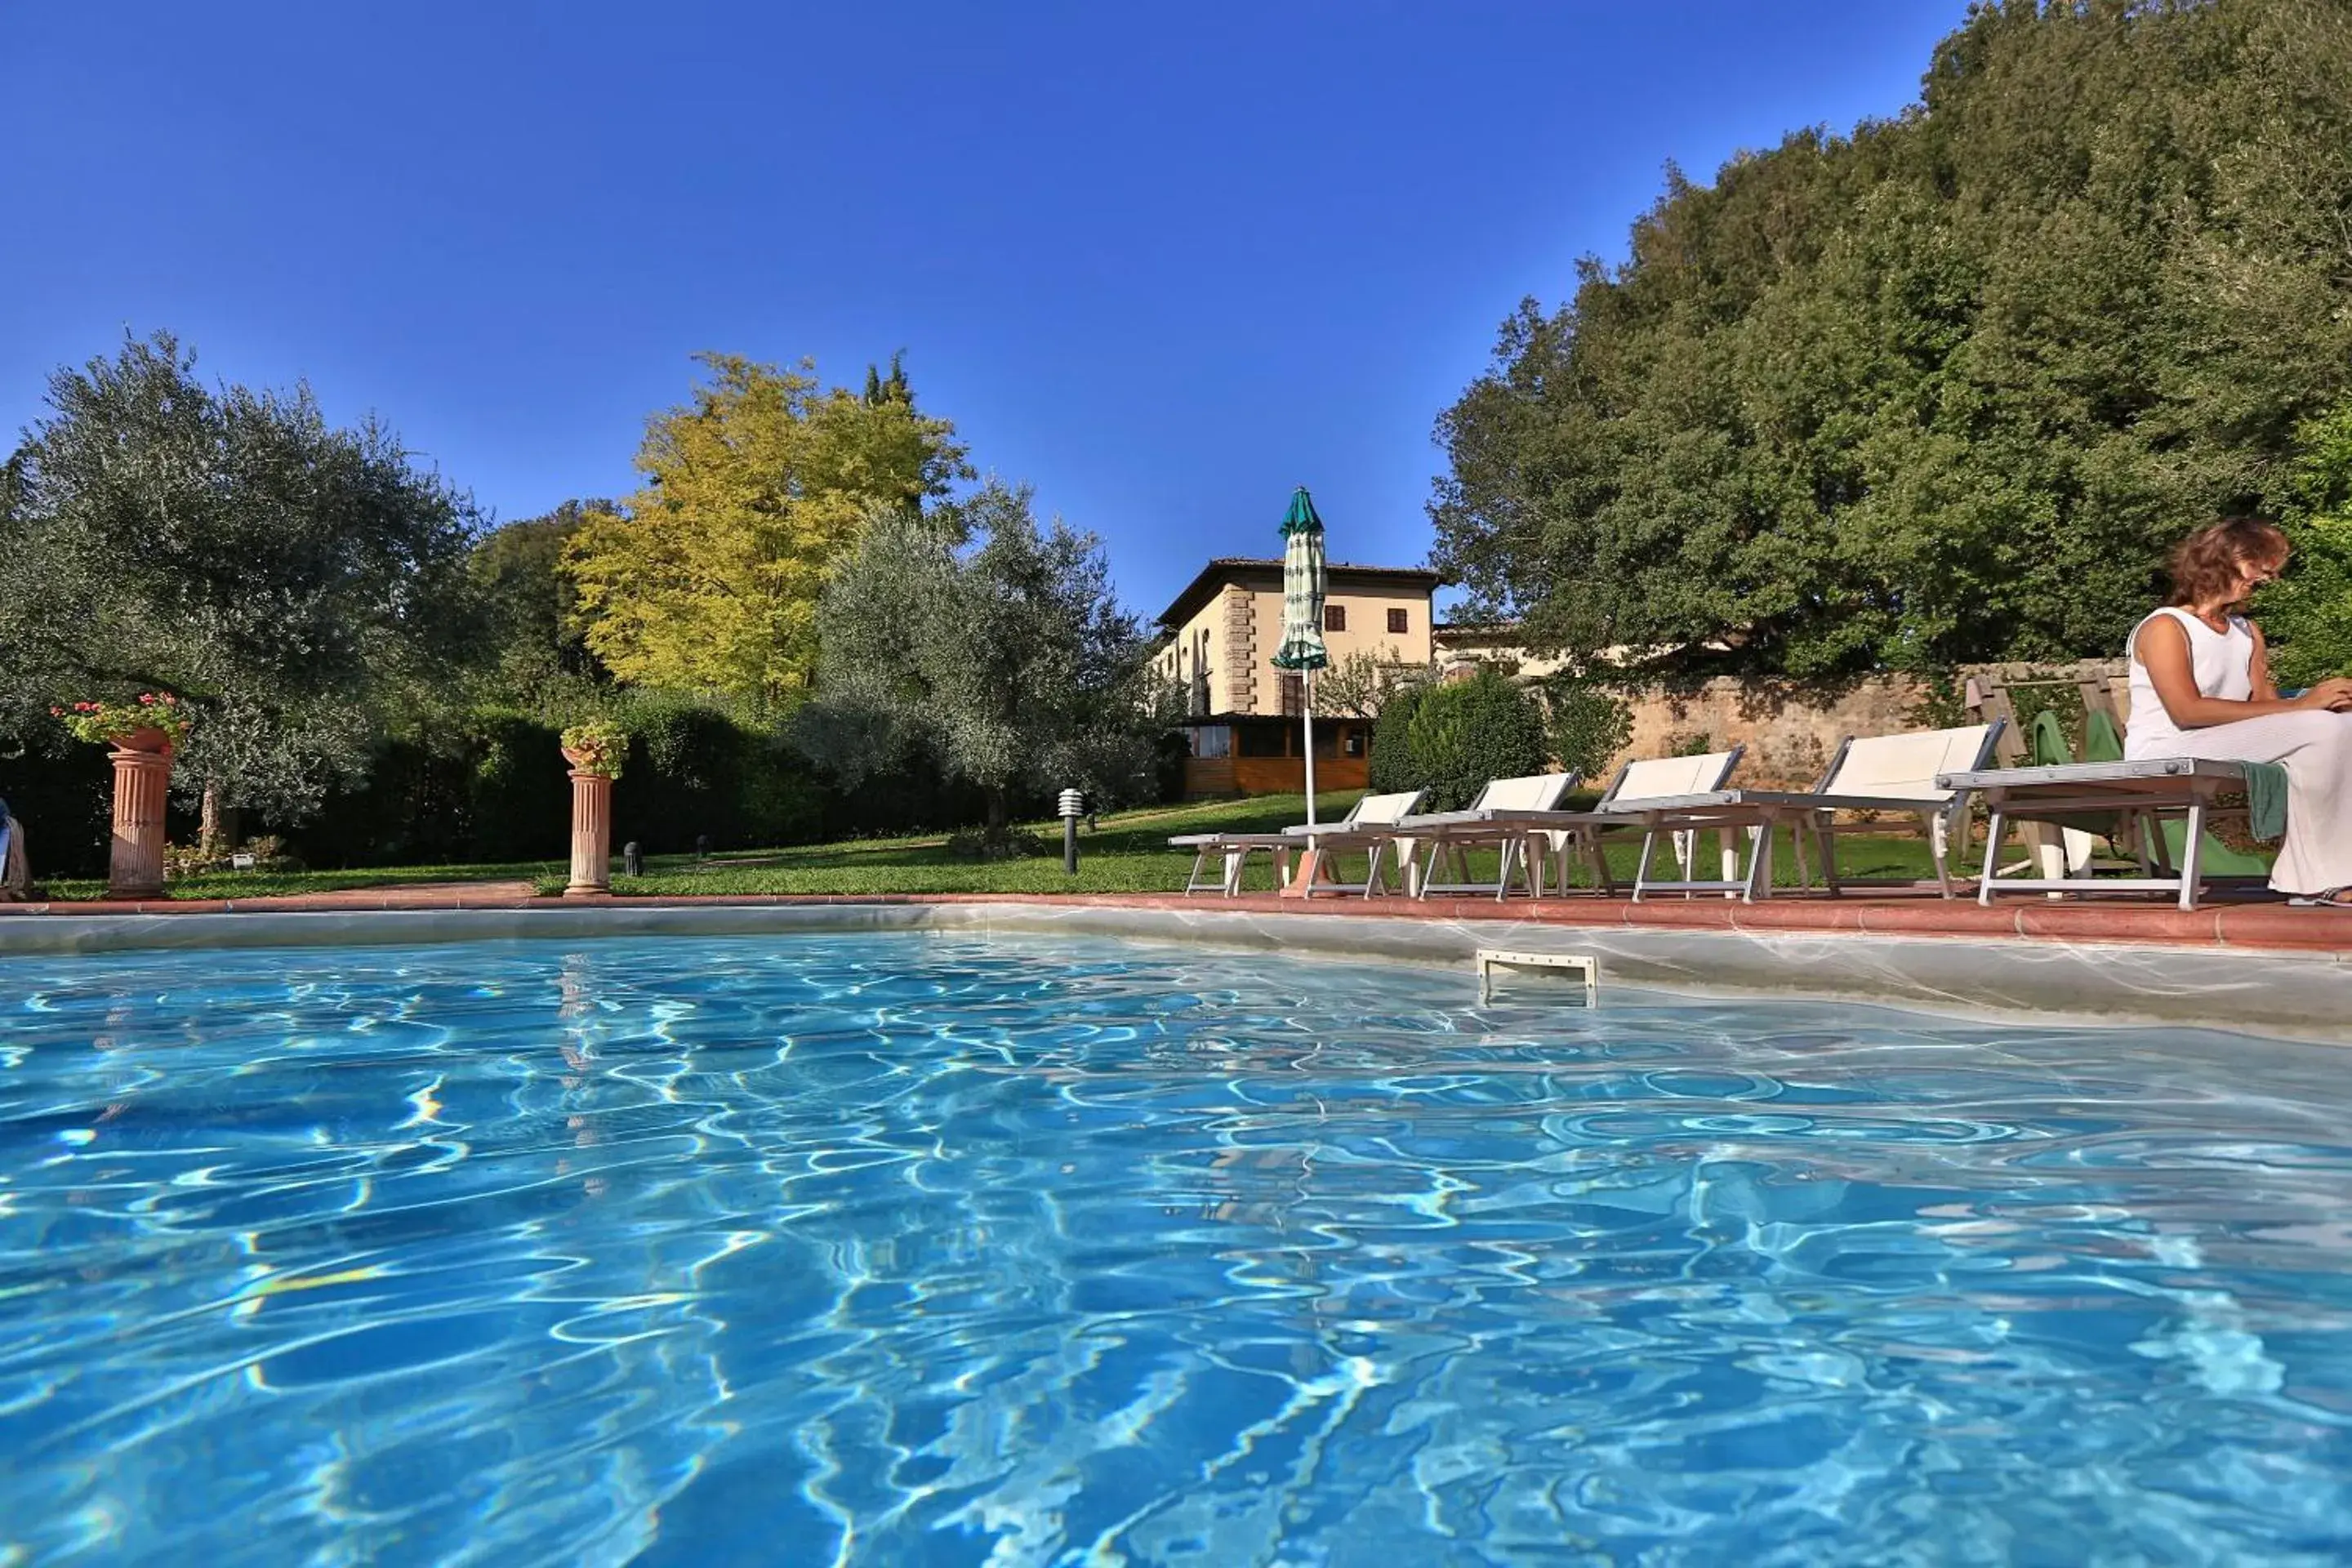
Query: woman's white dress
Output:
[[2124, 606, 2352, 896]]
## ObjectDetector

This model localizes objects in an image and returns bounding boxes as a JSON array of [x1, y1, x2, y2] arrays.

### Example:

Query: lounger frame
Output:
[[1606, 724, 2006, 902], [1393, 749, 1748, 901], [1171, 789, 1427, 897], [1939, 758, 2252, 911], [1390, 773, 1579, 901]]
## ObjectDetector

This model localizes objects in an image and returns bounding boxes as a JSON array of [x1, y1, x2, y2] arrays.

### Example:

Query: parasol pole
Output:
[[1303, 668, 1316, 827]]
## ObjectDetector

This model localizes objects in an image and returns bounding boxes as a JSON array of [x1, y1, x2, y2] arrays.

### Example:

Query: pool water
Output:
[[3, 933, 2350, 1566]]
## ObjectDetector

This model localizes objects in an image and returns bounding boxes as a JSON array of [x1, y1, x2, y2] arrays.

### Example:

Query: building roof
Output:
[[1157, 557, 1442, 629]]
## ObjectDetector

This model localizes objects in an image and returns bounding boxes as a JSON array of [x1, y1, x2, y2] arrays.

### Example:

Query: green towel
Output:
[[2244, 762, 2288, 843], [2083, 708, 2124, 764], [2070, 706, 2278, 867], [2025, 708, 2119, 835], [2029, 710, 2071, 768]]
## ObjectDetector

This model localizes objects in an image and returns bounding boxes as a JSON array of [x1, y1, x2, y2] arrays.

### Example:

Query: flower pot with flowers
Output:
[[559, 719, 628, 779], [53, 693, 195, 899], [52, 693, 195, 755]]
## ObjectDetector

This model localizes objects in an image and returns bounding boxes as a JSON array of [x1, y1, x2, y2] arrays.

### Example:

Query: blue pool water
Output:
[[2, 933, 2350, 1566]]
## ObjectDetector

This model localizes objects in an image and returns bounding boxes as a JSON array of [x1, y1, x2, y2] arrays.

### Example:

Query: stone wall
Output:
[[1607, 676, 1931, 787], [1598, 661, 2137, 785]]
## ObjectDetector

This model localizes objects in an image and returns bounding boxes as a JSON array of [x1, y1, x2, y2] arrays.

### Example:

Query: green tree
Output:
[[468, 499, 612, 705], [567, 353, 969, 707], [1315, 649, 1428, 719], [0, 332, 486, 826], [1433, 0, 2352, 679], [1535, 674, 1634, 784], [2261, 396, 2352, 686], [795, 482, 1169, 837]]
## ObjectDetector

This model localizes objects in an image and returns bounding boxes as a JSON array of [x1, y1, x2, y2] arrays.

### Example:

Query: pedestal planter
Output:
[[107, 738, 173, 900], [563, 750, 614, 898]]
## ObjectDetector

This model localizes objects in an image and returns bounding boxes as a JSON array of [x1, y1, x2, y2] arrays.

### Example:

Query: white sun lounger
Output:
[[1170, 788, 1427, 897], [1938, 757, 2253, 911], [1598, 723, 2005, 902], [1374, 771, 1579, 901], [1392, 750, 1746, 899]]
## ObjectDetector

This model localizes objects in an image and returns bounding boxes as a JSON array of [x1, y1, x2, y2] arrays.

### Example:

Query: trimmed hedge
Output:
[[1365, 684, 1428, 796], [1382, 668, 1550, 812]]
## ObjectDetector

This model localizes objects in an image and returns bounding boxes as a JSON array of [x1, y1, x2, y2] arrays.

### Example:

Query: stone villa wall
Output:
[[1600, 661, 2136, 786], [1221, 586, 1257, 715], [1607, 677, 1931, 787]]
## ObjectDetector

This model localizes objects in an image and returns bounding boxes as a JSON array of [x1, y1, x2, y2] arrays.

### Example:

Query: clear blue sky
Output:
[[2, 2, 1971, 621]]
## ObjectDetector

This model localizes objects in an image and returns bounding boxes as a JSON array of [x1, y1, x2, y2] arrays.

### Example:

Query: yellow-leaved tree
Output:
[[566, 353, 967, 707]]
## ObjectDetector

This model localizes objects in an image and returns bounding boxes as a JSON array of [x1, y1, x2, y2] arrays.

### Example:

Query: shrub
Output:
[[1536, 676, 1633, 783], [1366, 683, 1428, 795], [1399, 667, 1549, 811], [465, 710, 570, 861]]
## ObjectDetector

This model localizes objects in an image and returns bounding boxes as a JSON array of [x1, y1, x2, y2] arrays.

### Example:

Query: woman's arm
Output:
[[2249, 620, 2279, 702], [2136, 614, 2352, 728]]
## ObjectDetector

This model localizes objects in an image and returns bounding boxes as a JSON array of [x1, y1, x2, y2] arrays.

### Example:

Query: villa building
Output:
[[1156, 558, 1441, 796]]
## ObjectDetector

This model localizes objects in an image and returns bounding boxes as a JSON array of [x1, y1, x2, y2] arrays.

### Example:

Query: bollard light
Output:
[[1057, 788, 1085, 875], [623, 840, 643, 877]]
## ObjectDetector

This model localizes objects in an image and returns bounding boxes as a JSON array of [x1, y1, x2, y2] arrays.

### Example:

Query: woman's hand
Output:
[[2297, 677, 2352, 712]]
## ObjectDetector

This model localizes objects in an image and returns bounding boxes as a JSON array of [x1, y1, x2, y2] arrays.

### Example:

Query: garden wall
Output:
[[1598, 662, 2134, 786]]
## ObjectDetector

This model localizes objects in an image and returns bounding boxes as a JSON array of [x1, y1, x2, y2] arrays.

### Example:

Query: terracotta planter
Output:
[[105, 742, 173, 899], [564, 766, 615, 898]]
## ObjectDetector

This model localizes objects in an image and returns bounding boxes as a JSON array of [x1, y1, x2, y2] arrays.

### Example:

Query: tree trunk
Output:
[[198, 782, 242, 858], [986, 787, 1009, 838]]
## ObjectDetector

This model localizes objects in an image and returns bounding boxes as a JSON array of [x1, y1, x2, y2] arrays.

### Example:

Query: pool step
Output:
[[1475, 948, 1598, 1005]]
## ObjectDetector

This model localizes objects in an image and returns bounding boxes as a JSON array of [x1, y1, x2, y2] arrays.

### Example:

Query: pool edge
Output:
[[3, 902, 2345, 1044]]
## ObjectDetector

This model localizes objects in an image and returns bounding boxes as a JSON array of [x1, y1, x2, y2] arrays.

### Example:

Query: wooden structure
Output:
[[1959, 659, 2130, 764]]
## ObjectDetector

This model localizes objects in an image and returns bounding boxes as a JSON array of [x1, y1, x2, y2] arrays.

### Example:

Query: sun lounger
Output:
[[1367, 771, 1578, 900], [1170, 788, 1427, 897], [1394, 750, 1746, 900], [1938, 758, 2255, 911], [1598, 724, 2005, 902]]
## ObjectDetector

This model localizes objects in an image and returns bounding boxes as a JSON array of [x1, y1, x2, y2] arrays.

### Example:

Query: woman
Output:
[[2125, 517, 2352, 906], [0, 798, 28, 901]]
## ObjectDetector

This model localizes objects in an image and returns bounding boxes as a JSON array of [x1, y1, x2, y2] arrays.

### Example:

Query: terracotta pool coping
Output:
[[7, 887, 2350, 957]]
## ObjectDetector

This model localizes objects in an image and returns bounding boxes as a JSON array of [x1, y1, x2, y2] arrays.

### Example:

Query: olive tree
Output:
[[0, 332, 486, 831], [795, 482, 1170, 840]]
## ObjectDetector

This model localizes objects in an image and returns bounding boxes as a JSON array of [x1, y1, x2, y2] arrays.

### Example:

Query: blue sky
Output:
[[2, 2, 1971, 621]]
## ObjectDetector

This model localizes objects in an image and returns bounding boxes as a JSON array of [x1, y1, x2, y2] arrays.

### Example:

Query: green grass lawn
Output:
[[40, 791, 2000, 901]]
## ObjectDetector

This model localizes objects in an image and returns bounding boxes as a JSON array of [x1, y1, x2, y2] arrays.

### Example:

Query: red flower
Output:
[[139, 693, 155, 705]]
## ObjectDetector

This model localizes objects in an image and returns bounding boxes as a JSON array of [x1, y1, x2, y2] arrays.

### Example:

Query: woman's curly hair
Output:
[[2166, 517, 2290, 609]]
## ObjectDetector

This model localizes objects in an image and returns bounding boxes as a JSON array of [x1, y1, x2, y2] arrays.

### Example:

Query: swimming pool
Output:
[[3, 932, 2348, 1565]]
